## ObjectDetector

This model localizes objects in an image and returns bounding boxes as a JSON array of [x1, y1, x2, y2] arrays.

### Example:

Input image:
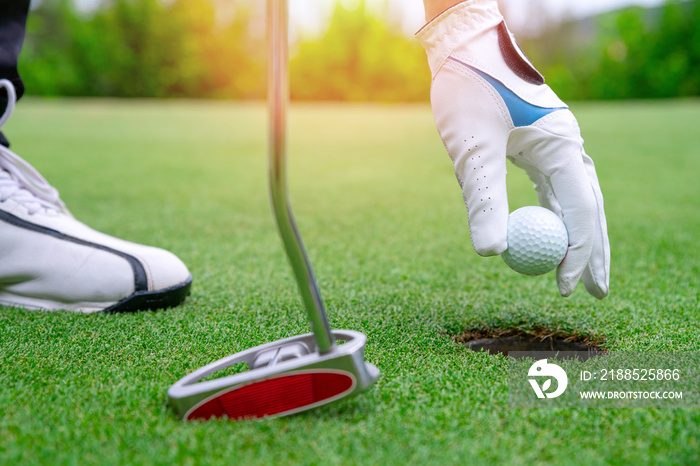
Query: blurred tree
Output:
[[522, 0, 700, 100], [290, 0, 430, 102], [593, 8, 650, 99], [651, 0, 700, 96], [20, 0, 265, 99]]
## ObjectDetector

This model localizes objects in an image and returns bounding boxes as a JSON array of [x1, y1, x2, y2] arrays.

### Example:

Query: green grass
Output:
[[1, 98, 699, 465]]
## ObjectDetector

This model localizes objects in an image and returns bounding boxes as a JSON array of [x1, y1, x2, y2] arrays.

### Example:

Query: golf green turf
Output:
[[1, 98, 698, 464]]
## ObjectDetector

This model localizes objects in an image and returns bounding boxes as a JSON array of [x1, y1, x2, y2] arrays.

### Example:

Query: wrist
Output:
[[424, 0, 462, 22], [417, 0, 502, 77], [423, 0, 494, 22]]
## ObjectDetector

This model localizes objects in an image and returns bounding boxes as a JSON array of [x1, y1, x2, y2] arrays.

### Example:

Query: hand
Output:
[[417, 0, 609, 299]]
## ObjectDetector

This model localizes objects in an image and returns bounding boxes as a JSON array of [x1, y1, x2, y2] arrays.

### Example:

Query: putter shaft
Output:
[[267, 0, 335, 353], [167, 2, 377, 419]]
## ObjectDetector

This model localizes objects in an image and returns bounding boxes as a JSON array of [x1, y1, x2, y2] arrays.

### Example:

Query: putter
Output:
[[167, 0, 379, 421]]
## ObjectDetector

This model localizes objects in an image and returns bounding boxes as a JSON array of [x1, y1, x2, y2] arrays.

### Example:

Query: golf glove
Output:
[[417, 0, 610, 298]]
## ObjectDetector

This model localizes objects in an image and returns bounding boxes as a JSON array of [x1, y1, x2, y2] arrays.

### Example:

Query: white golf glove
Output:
[[417, 0, 609, 298]]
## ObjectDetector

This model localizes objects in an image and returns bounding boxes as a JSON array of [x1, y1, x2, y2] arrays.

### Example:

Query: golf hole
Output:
[[456, 327, 606, 361]]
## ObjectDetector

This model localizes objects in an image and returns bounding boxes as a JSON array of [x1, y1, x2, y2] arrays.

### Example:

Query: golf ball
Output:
[[501, 206, 569, 276]]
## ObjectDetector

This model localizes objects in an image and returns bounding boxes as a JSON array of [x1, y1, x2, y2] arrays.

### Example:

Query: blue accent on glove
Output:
[[449, 58, 565, 127]]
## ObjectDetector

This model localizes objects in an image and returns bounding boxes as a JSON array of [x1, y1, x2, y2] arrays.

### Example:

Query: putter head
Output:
[[168, 330, 378, 421]]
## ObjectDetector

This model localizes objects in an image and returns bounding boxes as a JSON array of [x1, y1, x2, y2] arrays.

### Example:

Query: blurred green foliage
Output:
[[21, 0, 264, 98], [20, 0, 430, 102], [290, 2, 430, 102], [18, 0, 700, 101], [522, 0, 700, 100]]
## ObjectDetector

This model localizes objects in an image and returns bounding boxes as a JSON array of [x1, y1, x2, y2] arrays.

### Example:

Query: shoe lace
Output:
[[0, 79, 67, 215]]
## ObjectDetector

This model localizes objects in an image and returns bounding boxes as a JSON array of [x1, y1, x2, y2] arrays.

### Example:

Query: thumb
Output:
[[459, 139, 510, 256], [430, 61, 512, 256]]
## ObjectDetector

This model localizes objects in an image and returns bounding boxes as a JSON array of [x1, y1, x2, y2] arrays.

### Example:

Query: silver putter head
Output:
[[168, 330, 379, 421]]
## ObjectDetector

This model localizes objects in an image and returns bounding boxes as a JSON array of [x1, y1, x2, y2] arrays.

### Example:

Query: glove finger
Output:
[[509, 111, 597, 297], [552, 158, 597, 298], [580, 150, 610, 299], [510, 153, 605, 297]]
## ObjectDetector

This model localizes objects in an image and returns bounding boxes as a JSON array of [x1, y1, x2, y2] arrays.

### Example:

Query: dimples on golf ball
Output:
[[501, 206, 569, 276]]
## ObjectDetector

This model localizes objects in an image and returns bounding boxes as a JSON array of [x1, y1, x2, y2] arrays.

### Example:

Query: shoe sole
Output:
[[105, 276, 193, 313], [0, 276, 192, 313]]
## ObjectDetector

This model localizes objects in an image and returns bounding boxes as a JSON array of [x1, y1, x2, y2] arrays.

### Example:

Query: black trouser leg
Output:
[[0, 0, 31, 148]]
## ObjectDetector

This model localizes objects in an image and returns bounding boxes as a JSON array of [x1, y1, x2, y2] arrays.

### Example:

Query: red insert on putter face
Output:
[[186, 370, 356, 421]]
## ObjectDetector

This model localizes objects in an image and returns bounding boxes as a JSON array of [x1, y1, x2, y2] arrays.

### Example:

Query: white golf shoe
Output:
[[0, 79, 192, 313]]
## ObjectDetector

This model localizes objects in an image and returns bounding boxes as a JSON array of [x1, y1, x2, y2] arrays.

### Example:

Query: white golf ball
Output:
[[501, 206, 569, 276]]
